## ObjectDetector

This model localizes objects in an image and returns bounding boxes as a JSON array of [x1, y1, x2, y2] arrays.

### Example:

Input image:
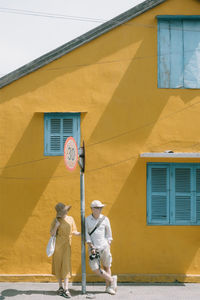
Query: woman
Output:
[[50, 202, 80, 298]]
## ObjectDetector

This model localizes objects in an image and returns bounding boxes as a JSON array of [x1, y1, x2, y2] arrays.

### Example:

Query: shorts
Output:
[[89, 245, 112, 271]]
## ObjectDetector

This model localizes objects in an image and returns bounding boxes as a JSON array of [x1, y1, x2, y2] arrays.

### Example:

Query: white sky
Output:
[[0, 0, 145, 77]]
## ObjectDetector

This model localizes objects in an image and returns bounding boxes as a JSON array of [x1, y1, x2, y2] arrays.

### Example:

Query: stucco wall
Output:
[[1, 0, 200, 281]]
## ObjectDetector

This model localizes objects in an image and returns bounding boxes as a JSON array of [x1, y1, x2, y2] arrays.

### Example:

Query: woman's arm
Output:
[[50, 219, 60, 236], [72, 231, 81, 236], [71, 217, 80, 236]]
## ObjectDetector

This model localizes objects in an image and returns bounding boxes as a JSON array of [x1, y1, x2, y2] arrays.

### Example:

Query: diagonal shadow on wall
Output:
[[87, 25, 199, 150], [0, 113, 61, 248]]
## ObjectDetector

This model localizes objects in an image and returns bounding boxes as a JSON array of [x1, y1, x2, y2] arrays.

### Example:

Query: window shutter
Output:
[[50, 118, 61, 152], [147, 163, 200, 225], [170, 20, 184, 88], [196, 168, 200, 222], [62, 118, 73, 150], [158, 20, 183, 88], [45, 118, 49, 154], [174, 167, 192, 223], [148, 166, 169, 224], [158, 20, 170, 88], [183, 20, 200, 89], [44, 113, 80, 156]]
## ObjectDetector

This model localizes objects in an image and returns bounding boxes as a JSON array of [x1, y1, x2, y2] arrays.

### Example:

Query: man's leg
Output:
[[101, 246, 115, 289], [91, 265, 115, 295], [103, 266, 117, 291], [89, 249, 115, 294], [92, 268, 112, 283], [103, 266, 111, 288]]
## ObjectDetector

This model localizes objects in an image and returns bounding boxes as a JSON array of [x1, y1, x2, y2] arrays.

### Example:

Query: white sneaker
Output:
[[111, 275, 117, 292], [105, 287, 116, 295]]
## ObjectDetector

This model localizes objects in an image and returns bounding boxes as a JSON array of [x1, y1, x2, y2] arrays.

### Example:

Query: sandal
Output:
[[60, 289, 71, 298], [57, 287, 64, 295]]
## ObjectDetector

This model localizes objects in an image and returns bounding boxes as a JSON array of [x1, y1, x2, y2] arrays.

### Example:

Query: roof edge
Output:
[[157, 15, 200, 19], [0, 0, 166, 89]]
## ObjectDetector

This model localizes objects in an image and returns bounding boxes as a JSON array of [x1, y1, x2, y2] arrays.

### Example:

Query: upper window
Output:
[[44, 113, 80, 156], [147, 163, 200, 225], [157, 16, 200, 89]]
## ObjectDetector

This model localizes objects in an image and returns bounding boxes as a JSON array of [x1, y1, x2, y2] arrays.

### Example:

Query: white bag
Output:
[[46, 235, 56, 257]]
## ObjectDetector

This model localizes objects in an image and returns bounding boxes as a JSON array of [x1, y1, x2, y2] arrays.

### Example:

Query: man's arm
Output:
[[85, 218, 95, 249], [105, 217, 113, 245]]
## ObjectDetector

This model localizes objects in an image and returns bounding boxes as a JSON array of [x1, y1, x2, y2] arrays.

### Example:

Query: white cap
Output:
[[90, 200, 105, 208]]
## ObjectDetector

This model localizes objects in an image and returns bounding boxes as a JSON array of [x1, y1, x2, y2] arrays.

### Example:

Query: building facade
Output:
[[1, 0, 200, 282]]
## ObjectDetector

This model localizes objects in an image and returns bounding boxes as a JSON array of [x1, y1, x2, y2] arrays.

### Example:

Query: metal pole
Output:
[[80, 170, 86, 294]]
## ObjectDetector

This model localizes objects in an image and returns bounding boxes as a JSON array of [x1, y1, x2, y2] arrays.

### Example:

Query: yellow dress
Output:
[[50, 216, 77, 279]]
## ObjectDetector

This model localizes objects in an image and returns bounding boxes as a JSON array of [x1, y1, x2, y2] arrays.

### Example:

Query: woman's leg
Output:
[[64, 277, 69, 291], [58, 278, 63, 288], [62, 277, 71, 298], [57, 279, 64, 295]]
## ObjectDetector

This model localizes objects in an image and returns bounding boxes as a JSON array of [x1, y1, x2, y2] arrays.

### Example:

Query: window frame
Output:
[[157, 15, 200, 89], [44, 112, 80, 156], [147, 162, 200, 226]]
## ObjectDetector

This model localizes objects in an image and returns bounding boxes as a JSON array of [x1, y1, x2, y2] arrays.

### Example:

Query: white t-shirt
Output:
[[85, 214, 113, 250]]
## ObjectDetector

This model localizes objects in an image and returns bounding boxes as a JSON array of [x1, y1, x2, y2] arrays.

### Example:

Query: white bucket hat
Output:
[[90, 200, 105, 208]]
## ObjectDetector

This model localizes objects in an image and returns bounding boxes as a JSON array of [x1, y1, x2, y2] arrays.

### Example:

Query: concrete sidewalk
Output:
[[0, 282, 200, 300]]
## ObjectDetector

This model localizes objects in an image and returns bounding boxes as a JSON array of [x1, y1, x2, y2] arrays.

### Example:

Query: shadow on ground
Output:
[[0, 289, 57, 299], [0, 287, 106, 299], [0, 283, 186, 299]]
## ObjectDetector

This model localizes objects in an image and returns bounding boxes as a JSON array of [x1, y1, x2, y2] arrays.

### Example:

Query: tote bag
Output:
[[46, 235, 56, 257]]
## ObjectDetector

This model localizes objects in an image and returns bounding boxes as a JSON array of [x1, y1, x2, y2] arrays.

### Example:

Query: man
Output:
[[85, 200, 117, 295]]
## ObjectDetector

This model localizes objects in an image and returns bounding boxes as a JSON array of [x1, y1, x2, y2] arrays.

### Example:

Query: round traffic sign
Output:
[[64, 137, 78, 171]]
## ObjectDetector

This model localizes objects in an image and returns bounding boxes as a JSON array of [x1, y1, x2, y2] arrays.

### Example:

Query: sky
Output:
[[0, 0, 145, 77]]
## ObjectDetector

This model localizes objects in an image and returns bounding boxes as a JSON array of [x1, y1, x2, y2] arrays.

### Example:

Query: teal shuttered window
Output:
[[147, 163, 200, 225], [157, 16, 200, 89], [44, 113, 80, 156]]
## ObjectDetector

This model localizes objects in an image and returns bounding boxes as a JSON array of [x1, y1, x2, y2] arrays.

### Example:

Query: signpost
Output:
[[64, 137, 86, 294]]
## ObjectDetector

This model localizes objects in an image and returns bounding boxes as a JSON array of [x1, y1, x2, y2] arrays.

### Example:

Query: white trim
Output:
[[140, 152, 200, 158]]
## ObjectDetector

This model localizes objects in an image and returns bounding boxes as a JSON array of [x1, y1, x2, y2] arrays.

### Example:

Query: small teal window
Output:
[[44, 113, 80, 156], [157, 16, 200, 89], [147, 163, 200, 225]]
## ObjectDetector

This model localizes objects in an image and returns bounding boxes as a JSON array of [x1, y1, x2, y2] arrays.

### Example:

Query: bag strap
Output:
[[89, 216, 106, 236]]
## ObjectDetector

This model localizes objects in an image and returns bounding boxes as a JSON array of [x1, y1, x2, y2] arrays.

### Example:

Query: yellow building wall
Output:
[[1, 0, 200, 282]]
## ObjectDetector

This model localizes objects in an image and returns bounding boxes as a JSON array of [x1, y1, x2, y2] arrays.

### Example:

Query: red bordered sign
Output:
[[64, 137, 78, 171]]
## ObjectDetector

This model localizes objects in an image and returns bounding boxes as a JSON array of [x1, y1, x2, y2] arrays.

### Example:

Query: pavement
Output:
[[1, 282, 200, 300]]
